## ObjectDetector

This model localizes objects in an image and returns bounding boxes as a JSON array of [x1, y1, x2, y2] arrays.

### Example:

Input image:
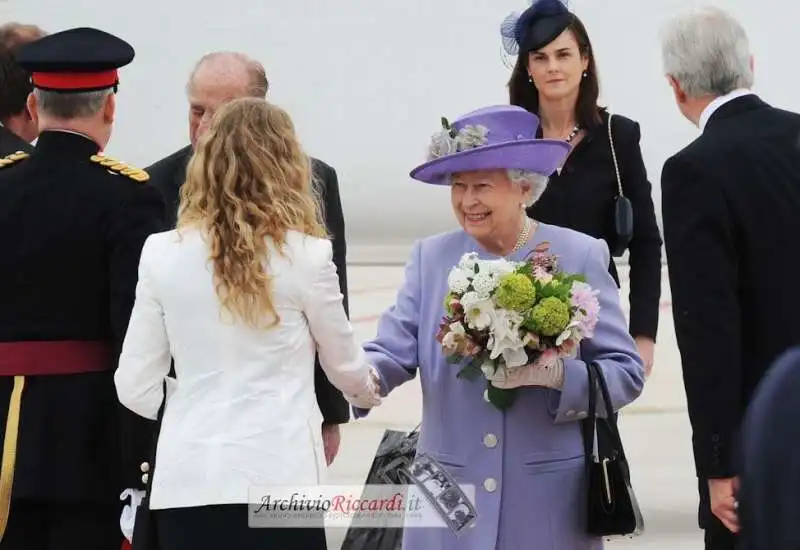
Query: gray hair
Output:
[[510, 169, 549, 207], [33, 88, 112, 119], [660, 6, 753, 98], [187, 51, 268, 98]]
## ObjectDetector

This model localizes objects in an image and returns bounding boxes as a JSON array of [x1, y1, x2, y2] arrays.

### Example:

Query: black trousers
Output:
[[0, 498, 122, 550], [154, 505, 328, 550], [704, 524, 738, 550], [698, 479, 739, 550]]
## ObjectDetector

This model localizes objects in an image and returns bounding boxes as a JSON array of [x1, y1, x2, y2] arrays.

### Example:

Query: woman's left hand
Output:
[[635, 336, 655, 379]]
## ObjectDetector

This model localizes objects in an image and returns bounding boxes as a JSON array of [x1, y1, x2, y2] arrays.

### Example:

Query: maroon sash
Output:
[[0, 340, 112, 376]]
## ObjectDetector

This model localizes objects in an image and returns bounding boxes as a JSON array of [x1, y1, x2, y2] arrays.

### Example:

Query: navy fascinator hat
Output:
[[500, 0, 574, 56]]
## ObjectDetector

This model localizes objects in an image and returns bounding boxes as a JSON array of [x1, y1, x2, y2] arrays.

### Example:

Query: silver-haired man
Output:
[[146, 51, 351, 466], [659, 7, 800, 550]]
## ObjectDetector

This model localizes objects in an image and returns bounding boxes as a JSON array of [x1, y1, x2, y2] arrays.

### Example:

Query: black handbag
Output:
[[607, 114, 634, 258], [340, 425, 420, 550], [581, 362, 644, 538], [131, 379, 168, 550]]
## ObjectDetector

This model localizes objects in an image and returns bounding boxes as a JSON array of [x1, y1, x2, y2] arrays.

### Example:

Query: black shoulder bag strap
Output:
[[608, 113, 634, 257]]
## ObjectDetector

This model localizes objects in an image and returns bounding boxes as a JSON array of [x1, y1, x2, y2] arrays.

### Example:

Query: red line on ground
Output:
[[349, 284, 400, 295], [353, 313, 382, 324]]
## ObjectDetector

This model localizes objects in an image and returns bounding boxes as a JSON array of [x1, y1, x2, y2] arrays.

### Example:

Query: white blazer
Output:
[[114, 228, 374, 510]]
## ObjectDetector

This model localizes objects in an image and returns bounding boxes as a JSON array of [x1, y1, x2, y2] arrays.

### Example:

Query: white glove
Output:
[[119, 488, 147, 543], [489, 356, 565, 390], [345, 365, 383, 409]]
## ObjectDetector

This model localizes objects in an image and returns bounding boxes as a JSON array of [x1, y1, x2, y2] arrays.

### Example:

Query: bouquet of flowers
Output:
[[435, 243, 601, 410]]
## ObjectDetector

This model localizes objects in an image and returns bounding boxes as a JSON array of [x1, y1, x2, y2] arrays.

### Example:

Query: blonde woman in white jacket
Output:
[[114, 98, 380, 550]]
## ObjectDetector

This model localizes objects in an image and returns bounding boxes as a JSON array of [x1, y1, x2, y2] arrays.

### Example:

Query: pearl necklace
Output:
[[511, 217, 534, 254], [564, 124, 581, 144]]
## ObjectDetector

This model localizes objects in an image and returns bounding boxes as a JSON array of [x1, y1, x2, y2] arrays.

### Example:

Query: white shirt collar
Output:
[[698, 89, 753, 132]]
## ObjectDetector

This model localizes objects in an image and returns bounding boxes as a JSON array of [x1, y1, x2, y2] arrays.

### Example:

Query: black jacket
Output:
[[0, 125, 32, 157], [146, 145, 351, 424], [739, 346, 800, 549], [662, 94, 800, 483], [0, 131, 167, 502], [529, 109, 663, 340]]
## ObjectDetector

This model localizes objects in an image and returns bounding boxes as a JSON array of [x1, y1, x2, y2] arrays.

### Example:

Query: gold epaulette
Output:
[[0, 150, 29, 168], [89, 154, 150, 183]]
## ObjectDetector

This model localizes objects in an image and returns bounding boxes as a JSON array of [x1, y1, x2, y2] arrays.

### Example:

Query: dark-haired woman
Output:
[[503, 0, 662, 377]]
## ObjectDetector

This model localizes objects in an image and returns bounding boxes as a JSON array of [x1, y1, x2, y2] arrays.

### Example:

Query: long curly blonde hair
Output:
[[177, 97, 328, 329]]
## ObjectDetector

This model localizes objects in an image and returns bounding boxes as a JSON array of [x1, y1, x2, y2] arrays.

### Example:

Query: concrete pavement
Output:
[[323, 264, 706, 549]]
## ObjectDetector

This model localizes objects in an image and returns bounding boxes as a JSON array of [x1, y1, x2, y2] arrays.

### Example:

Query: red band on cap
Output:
[[31, 69, 119, 90]]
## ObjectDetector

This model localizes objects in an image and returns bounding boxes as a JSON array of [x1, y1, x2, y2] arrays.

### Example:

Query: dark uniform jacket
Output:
[[146, 145, 351, 424], [0, 130, 166, 503], [528, 109, 663, 341], [0, 125, 33, 157], [661, 94, 800, 527]]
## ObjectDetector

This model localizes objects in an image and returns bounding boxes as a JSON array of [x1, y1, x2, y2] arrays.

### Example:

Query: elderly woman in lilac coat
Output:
[[349, 104, 645, 550]]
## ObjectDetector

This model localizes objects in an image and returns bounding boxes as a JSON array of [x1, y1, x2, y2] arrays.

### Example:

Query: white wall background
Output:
[[4, 0, 797, 261]]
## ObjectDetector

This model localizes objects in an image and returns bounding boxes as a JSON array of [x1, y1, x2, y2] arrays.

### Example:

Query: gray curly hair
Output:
[[447, 169, 549, 207], [509, 169, 549, 207]]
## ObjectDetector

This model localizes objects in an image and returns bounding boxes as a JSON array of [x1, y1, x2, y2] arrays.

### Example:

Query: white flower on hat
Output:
[[427, 120, 490, 161], [455, 125, 490, 151], [428, 130, 458, 160]]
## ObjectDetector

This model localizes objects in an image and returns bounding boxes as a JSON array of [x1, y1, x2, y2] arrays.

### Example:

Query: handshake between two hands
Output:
[[345, 365, 384, 409]]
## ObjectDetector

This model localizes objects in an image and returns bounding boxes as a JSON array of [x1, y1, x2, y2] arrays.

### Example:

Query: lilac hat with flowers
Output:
[[409, 105, 571, 185]]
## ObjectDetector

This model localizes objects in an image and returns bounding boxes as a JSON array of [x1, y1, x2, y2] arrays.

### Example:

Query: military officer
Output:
[[0, 27, 166, 550]]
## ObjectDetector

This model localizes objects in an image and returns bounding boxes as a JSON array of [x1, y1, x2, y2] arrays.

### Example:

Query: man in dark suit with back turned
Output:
[[0, 23, 47, 155], [659, 6, 800, 550], [147, 51, 351, 464]]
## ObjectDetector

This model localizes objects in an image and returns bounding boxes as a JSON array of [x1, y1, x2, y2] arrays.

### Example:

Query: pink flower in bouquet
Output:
[[532, 265, 553, 284], [528, 242, 558, 272], [570, 281, 600, 336], [446, 294, 463, 316], [557, 335, 579, 357], [437, 321, 481, 357]]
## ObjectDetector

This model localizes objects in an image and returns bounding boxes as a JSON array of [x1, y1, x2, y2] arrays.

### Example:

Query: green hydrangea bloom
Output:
[[494, 273, 536, 312], [529, 296, 570, 336]]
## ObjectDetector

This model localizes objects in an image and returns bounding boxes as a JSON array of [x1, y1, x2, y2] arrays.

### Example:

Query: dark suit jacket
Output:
[[0, 124, 33, 156], [662, 94, 800, 483], [529, 109, 663, 341], [0, 131, 166, 501], [738, 346, 800, 549], [146, 145, 350, 424]]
